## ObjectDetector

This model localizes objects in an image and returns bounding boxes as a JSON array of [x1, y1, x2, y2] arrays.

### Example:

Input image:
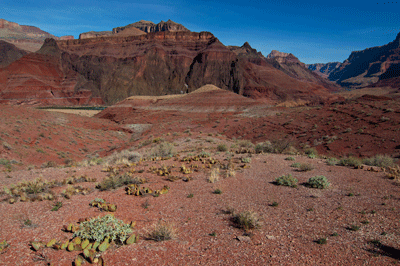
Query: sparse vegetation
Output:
[[208, 168, 220, 183], [275, 174, 298, 188], [338, 157, 361, 168], [290, 162, 301, 168], [147, 221, 176, 241], [299, 163, 315, 172], [326, 157, 339, 166], [51, 201, 63, 211], [73, 214, 132, 243], [217, 144, 228, 152], [149, 141, 175, 158], [285, 157, 295, 161], [96, 174, 146, 191], [213, 188, 222, 194], [231, 211, 260, 230], [316, 238, 327, 244], [362, 154, 395, 168], [105, 150, 141, 165], [307, 176, 330, 189], [241, 157, 251, 163]]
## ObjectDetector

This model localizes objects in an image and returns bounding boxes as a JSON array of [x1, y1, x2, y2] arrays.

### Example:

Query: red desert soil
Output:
[[0, 138, 399, 265], [0, 85, 399, 265]]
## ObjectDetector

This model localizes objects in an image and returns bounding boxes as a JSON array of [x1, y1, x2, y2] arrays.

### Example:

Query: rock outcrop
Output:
[[307, 62, 342, 79], [79, 31, 113, 39], [0, 40, 28, 67], [0, 19, 74, 52], [113, 19, 189, 34], [328, 32, 400, 88], [0, 38, 102, 106]]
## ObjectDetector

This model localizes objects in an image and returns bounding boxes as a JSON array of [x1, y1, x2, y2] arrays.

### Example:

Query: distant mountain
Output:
[[113, 19, 189, 34], [78, 20, 185, 39], [307, 62, 341, 79], [0, 19, 342, 106], [0, 19, 73, 52], [0, 40, 28, 67], [327, 32, 400, 88]]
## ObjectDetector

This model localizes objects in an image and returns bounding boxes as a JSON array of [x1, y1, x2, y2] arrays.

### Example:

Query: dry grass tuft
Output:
[[208, 168, 220, 183], [147, 221, 176, 241]]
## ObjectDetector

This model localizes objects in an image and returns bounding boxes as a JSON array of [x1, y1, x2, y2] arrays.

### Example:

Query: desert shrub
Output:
[[150, 142, 175, 158], [241, 157, 251, 163], [237, 140, 255, 149], [307, 175, 330, 189], [96, 174, 145, 191], [217, 144, 228, 152], [208, 168, 220, 183], [299, 163, 315, 172], [316, 238, 327, 244], [275, 174, 298, 188], [213, 188, 222, 194], [232, 211, 260, 230], [255, 139, 292, 154], [147, 222, 176, 241], [73, 214, 132, 243], [255, 141, 274, 153], [285, 157, 295, 161], [338, 157, 361, 168], [326, 157, 339, 166], [105, 150, 141, 165], [305, 148, 318, 158], [271, 139, 293, 154], [290, 162, 301, 168], [362, 155, 395, 168]]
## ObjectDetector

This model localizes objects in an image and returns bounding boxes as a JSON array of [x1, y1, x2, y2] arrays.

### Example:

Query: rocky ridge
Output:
[[0, 19, 73, 52], [328, 32, 400, 88]]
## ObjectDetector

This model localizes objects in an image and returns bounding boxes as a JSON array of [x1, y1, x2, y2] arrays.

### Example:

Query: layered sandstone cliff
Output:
[[328, 32, 400, 88], [0, 39, 102, 105]]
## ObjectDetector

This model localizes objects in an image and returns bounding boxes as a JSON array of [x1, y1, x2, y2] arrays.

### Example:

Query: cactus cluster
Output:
[[4, 175, 96, 204], [62, 185, 92, 199], [180, 164, 192, 174], [31, 215, 138, 264], [126, 184, 169, 196], [90, 198, 117, 212]]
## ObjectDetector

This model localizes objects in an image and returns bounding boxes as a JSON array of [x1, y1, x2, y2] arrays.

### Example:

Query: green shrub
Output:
[[326, 157, 339, 166], [275, 174, 298, 188], [305, 148, 318, 158], [316, 238, 327, 244], [338, 157, 361, 168], [270, 201, 279, 207], [73, 214, 132, 243], [217, 144, 228, 152], [241, 157, 251, 163], [362, 155, 395, 168], [232, 211, 260, 230], [290, 162, 301, 168], [285, 157, 295, 161], [255, 141, 274, 153], [299, 163, 315, 172], [147, 222, 176, 241], [96, 174, 145, 191], [237, 140, 255, 149], [307, 176, 330, 189], [150, 142, 175, 158], [213, 188, 222, 194], [51, 201, 63, 211]]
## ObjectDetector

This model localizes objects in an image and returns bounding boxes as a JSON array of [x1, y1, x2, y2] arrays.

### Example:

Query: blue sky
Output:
[[2, 0, 399, 64]]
